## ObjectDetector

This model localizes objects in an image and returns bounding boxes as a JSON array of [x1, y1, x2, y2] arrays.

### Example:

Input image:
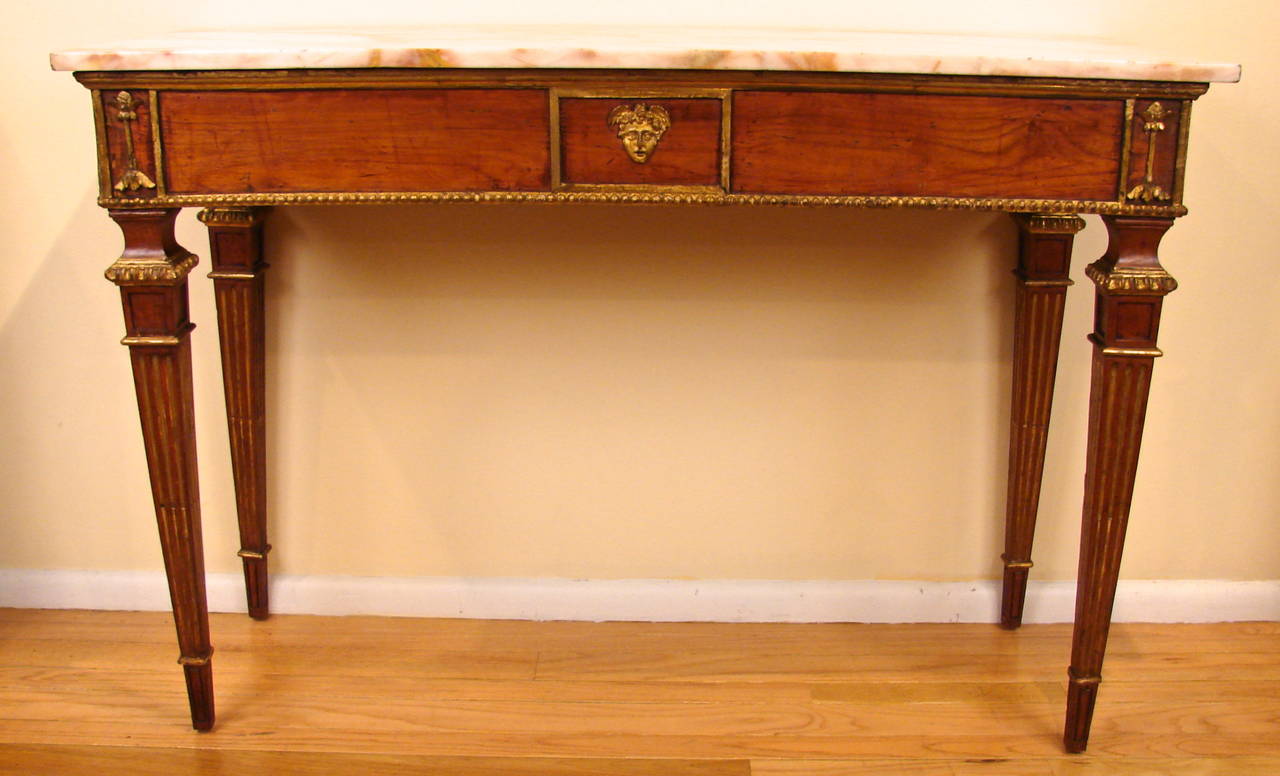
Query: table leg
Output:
[[1065, 215, 1177, 753], [1001, 214, 1084, 628], [105, 208, 214, 731], [199, 207, 272, 620]]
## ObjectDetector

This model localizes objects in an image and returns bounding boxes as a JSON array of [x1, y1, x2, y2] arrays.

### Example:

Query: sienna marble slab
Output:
[[49, 25, 1240, 83]]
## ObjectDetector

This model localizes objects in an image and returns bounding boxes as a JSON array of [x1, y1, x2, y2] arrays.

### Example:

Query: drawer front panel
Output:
[[731, 91, 1123, 201], [160, 89, 551, 194], [559, 97, 723, 188]]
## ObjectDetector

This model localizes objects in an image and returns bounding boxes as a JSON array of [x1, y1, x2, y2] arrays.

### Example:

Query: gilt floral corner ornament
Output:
[[1126, 102, 1171, 203], [112, 91, 156, 194]]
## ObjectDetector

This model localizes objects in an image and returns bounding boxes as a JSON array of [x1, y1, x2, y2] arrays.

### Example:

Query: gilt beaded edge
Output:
[[98, 191, 1188, 217]]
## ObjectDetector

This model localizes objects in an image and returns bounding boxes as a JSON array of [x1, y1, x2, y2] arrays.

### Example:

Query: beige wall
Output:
[[2, 1, 1275, 587]]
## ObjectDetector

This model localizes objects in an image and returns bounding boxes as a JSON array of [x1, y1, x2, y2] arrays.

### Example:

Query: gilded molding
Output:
[[100, 191, 1189, 217], [1017, 276, 1074, 288], [1014, 213, 1086, 234], [1085, 260, 1178, 295], [1000, 554, 1034, 570], [1173, 100, 1193, 205], [1117, 99, 1134, 203], [104, 250, 199, 286], [91, 90, 112, 196], [149, 90, 167, 197], [1068, 668, 1102, 685], [197, 206, 265, 227], [121, 334, 183, 347], [720, 92, 732, 193], [177, 650, 214, 667], [556, 183, 722, 195], [1099, 343, 1164, 358]]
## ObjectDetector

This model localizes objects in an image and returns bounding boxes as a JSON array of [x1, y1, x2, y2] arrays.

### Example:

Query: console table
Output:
[[50, 27, 1239, 753]]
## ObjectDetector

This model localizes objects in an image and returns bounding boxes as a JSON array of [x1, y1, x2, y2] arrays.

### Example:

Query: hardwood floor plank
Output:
[[0, 639, 539, 679], [3, 722, 1277, 759], [0, 667, 814, 703], [0, 744, 748, 776], [809, 679, 1280, 704], [4, 610, 1274, 656], [532, 648, 1280, 682], [751, 757, 1280, 775]]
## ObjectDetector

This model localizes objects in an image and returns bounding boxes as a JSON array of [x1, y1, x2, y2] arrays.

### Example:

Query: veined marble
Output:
[[50, 26, 1239, 82]]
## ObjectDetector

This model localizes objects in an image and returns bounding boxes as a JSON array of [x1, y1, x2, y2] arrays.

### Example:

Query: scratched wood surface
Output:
[[1, 609, 1277, 775]]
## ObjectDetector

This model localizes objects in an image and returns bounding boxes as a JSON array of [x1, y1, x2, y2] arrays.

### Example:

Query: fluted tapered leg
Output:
[[1065, 215, 1177, 753], [107, 208, 214, 730], [200, 207, 272, 620], [1001, 213, 1083, 629]]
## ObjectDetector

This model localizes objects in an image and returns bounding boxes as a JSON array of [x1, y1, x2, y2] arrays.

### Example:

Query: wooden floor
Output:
[[0, 609, 1277, 775]]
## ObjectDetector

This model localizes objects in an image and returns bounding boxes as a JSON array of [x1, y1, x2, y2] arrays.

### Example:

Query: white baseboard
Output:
[[1, 570, 1276, 623]]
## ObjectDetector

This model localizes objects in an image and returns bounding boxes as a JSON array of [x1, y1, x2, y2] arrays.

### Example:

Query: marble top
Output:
[[49, 26, 1240, 83]]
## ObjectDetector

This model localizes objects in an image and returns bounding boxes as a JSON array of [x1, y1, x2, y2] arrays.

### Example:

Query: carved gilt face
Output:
[[607, 103, 671, 163]]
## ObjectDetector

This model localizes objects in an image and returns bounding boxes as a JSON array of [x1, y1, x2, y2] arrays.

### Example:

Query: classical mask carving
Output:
[[606, 103, 671, 163]]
